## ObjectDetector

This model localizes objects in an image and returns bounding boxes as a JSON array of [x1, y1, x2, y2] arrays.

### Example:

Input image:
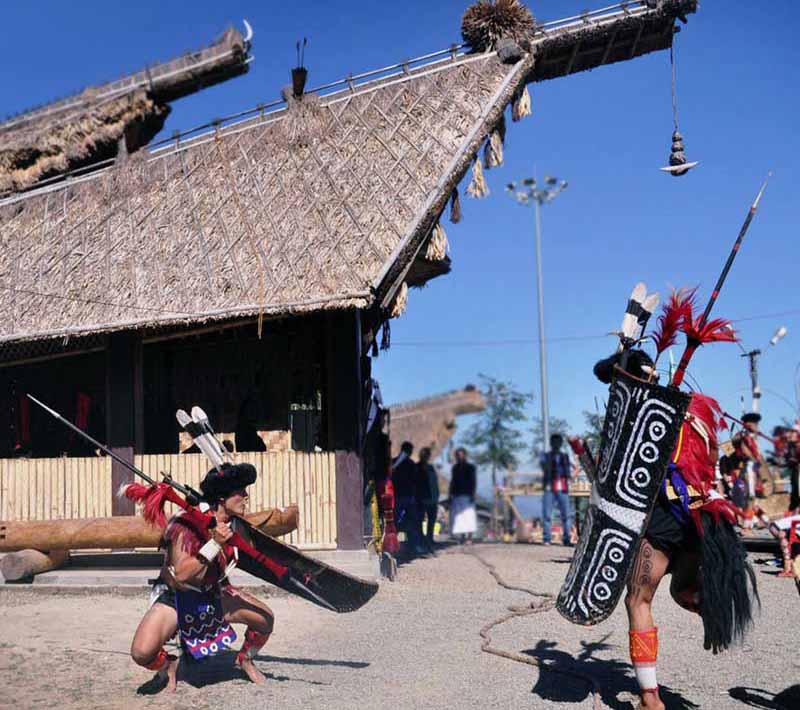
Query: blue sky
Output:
[[4, 1, 798, 467]]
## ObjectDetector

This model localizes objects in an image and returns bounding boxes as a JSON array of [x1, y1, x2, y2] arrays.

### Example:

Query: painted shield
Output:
[[557, 367, 690, 625]]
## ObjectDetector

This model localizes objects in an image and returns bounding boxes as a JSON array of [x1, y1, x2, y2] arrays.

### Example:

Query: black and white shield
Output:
[[557, 367, 690, 625]]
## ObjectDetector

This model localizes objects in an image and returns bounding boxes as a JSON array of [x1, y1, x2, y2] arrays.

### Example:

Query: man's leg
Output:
[[624, 539, 671, 710], [556, 492, 572, 545], [130, 603, 179, 693], [223, 588, 275, 685], [425, 505, 437, 547], [542, 490, 553, 544]]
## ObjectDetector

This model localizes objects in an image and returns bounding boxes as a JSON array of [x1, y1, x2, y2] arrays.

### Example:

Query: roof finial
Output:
[[461, 0, 536, 53], [292, 37, 308, 98]]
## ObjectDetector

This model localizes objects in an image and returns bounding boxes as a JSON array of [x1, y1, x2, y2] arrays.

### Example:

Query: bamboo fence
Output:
[[0, 450, 337, 549]]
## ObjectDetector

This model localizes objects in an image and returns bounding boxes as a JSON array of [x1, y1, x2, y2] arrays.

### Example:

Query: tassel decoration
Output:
[[389, 282, 408, 319], [484, 121, 505, 168], [425, 223, 449, 261], [380, 320, 391, 351], [449, 187, 461, 224], [466, 157, 489, 198], [512, 85, 531, 122]]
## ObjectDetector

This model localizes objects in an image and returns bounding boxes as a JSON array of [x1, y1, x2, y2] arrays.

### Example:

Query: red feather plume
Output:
[[652, 289, 694, 356], [674, 393, 724, 492], [682, 315, 738, 345], [672, 286, 737, 346], [119, 481, 172, 528]]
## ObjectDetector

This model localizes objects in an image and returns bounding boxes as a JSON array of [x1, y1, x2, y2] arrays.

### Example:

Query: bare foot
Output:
[[237, 656, 267, 685], [158, 655, 179, 693]]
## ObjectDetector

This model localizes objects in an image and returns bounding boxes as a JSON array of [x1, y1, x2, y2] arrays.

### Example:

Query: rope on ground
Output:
[[462, 547, 604, 710]]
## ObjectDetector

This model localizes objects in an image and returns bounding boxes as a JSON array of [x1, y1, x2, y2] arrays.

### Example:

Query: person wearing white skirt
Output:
[[449, 448, 477, 543]]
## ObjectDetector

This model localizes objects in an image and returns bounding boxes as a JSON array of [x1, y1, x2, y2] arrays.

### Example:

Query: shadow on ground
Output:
[[136, 650, 369, 694], [524, 638, 700, 710], [729, 685, 800, 709]]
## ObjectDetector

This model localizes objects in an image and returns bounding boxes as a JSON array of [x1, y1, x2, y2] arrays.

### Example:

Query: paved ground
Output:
[[1, 544, 798, 710]]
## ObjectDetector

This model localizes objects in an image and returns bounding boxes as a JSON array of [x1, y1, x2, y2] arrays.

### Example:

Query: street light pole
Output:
[[506, 174, 567, 457], [735, 325, 787, 414], [533, 197, 550, 455]]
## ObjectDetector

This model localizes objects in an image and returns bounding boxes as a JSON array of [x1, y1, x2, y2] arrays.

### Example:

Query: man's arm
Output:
[[168, 522, 232, 588]]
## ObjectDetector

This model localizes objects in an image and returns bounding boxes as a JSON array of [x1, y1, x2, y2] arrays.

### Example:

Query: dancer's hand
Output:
[[212, 521, 233, 545]]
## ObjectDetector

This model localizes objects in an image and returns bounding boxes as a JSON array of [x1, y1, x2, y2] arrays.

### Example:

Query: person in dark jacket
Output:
[[393, 441, 423, 552], [418, 447, 439, 550], [449, 448, 477, 544]]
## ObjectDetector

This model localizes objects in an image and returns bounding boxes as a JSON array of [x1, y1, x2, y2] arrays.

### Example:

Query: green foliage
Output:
[[463, 374, 532, 476], [581, 410, 604, 452]]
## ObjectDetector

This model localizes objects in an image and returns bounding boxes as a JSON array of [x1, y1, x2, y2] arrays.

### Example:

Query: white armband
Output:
[[198, 539, 223, 563]]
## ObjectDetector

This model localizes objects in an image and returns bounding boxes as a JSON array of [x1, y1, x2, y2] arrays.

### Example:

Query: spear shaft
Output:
[[671, 173, 771, 387], [26, 394, 202, 504]]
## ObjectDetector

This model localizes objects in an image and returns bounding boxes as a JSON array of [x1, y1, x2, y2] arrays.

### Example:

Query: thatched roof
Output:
[[0, 1, 696, 347], [0, 26, 252, 194]]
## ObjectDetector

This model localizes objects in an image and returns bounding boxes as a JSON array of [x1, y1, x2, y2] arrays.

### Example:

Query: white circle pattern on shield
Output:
[[639, 441, 659, 463], [649, 420, 667, 440], [595, 584, 611, 601], [602, 565, 618, 582], [631, 467, 652, 488]]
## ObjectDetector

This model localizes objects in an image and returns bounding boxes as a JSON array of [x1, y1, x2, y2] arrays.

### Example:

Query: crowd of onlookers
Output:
[[385, 413, 800, 565], [391, 442, 478, 555]]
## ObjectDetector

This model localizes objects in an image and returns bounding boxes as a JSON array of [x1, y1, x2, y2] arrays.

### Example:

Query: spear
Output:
[[27, 394, 204, 506], [670, 173, 772, 387], [26, 394, 296, 586], [722, 411, 777, 446]]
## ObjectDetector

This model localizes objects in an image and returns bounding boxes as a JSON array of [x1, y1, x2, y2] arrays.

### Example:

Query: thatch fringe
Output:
[[425, 222, 449, 261], [512, 85, 531, 121], [449, 187, 462, 224], [466, 157, 489, 198], [389, 282, 408, 319]]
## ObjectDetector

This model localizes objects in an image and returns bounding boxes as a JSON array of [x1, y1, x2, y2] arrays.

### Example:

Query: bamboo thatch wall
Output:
[[0, 451, 337, 549]]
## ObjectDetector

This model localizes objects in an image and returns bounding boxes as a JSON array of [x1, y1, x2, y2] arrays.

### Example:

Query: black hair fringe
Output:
[[699, 513, 759, 654]]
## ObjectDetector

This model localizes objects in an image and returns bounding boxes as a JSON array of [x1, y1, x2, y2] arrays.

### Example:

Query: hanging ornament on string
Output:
[[660, 33, 698, 177]]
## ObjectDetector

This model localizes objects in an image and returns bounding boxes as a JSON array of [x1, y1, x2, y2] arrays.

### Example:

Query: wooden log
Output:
[[1, 549, 70, 582], [0, 508, 298, 553]]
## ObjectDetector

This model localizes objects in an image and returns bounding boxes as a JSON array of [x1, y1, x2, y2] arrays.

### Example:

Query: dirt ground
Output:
[[1, 544, 798, 710]]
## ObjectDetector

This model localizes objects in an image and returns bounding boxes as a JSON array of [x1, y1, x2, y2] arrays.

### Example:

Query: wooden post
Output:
[[334, 451, 363, 550], [106, 333, 142, 515], [325, 311, 366, 550], [324, 311, 364, 452]]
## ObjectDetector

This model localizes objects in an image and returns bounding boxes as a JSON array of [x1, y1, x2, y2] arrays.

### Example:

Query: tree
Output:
[[530, 416, 571, 460], [463, 373, 531, 493], [581, 410, 604, 452]]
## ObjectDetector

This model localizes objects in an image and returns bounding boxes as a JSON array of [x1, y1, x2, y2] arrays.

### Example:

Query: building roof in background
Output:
[[0, 1, 696, 347], [0, 26, 252, 194]]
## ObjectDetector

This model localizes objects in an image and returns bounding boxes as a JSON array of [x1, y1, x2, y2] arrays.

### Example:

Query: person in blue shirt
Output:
[[540, 433, 574, 546]]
